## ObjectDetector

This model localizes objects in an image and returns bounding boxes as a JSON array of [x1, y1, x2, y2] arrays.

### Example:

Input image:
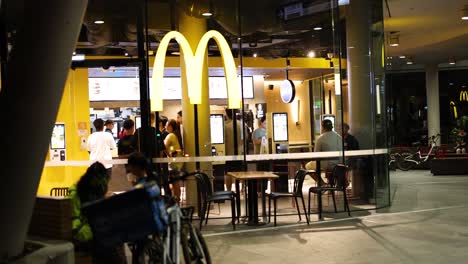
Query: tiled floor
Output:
[[202, 170, 468, 263]]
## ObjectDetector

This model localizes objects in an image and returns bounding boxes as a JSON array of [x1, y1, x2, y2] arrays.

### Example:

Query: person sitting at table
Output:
[[305, 119, 342, 182]]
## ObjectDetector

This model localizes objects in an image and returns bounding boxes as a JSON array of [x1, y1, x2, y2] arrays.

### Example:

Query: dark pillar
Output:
[[0, 0, 87, 258]]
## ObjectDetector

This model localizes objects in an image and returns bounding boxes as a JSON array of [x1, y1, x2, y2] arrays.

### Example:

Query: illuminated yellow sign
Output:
[[150, 30, 241, 111], [460, 90, 468, 102], [450, 101, 458, 119]]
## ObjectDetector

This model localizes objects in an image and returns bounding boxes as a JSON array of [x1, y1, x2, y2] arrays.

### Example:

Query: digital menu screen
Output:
[[51, 123, 66, 149], [210, 114, 224, 144], [272, 113, 288, 142], [135, 116, 141, 129]]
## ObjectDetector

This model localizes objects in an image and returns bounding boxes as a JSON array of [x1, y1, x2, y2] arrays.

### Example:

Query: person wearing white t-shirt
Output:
[[87, 118, 116, 177]]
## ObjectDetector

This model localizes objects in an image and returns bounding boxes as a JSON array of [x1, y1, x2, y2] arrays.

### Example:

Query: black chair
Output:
[[194, 172, 236, 230], [308, 164, 351, 217], [50, 187, 70, 197], [268, 170, 310, 226]]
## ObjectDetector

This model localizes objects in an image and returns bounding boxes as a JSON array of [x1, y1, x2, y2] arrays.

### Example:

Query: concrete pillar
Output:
[[425, 65, 440, 144], [346, 0, 373, 149], [178, 11, 212, 209], [0, 0, 87, 258]]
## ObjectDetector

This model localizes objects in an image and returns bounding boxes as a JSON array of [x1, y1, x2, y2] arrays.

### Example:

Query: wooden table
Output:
[[228, 171, 279, 225]]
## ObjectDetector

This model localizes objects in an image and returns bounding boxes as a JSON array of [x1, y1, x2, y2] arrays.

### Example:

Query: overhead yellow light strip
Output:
[[150, 30, 241, 111]]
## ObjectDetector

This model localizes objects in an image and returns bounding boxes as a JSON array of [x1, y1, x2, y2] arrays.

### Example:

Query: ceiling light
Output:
[[94, 20, 104, 24], [389, 35, 399, 47], [72, 54, 85, 61], [72, 51, 76, 56], [462, 5, 468, 20], [171, 51, 180, 56], [399, 55, 406, 59], [202, 12, 213, 17], [124, 52, 129, 57], [313, 27, 322, 31], [253, 53, 258, 58], [407, 61, 413, 65], [449, 58, 456, 65], [307, 51, 316, 58]]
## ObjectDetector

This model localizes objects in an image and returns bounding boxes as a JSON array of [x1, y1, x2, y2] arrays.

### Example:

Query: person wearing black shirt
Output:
[[343, 123, 359, 150], [104, 119, 114, 135], [118, 119, 136, 158]]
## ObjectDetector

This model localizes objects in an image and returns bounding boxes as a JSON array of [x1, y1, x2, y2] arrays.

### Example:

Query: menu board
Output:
[[209, 76, 254, 99], [89, 76, 253, 101], [89, 78, 140, 101], [51, 123, 66, 149], [272, 113, 288, 142], [210, 114, 224, 144]]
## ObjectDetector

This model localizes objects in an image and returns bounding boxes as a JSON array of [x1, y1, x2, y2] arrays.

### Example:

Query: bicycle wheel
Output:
[[134, 236, 165, 264], [396, 158, 415, 171], [181, 224, 212, 264]]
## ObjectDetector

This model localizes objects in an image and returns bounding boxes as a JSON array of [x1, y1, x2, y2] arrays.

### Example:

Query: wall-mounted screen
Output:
[[272, 113, 288, 142], [51, 123, 66, 149], [210, 114, 225, 144], [135, 116, 141, 129]]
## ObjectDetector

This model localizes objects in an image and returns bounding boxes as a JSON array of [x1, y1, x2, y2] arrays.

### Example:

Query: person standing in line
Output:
[[104, 120, 114, 135], [164, 119, 184, 202], [252, 116, 267, 155], [342, 123, 360, 151], [117, 119, 136, 159], [176, 110, 184, 149], [87, 118, 117, 178], [131, 112, 158, 155], [224, 109, 243, 191]]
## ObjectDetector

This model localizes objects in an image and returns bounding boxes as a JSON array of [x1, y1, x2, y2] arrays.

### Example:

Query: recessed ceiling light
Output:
[[313, 27, 322, 31], [202, 12, 213, 17], [407, 61, 413, 65], [94, 20, 105, 24], [399, 55, 406, 59], [462, 5, 468, 20], [307, 51, 316, 58], [449, 58, 456, 65], [72, 51, 76, 56], [171, 51, 180, 56], [389, 35, 399, 47], [124, 52, 129, 56], [253, 53, 258, 58], [72, 54, 85, 61]]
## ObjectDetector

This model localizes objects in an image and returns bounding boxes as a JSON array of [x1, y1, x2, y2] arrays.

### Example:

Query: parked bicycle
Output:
[[131, 171, 212, 264], [83, 171, 211, 264], [396, 134, 441, 171]]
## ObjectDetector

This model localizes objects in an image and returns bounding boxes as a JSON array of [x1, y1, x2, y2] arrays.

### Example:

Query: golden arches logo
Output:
[[150, 30, 241, 111], [460, 91, 468, 102]]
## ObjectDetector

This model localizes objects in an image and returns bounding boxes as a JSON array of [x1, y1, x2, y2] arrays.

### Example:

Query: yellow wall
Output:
[[264, 80, 312, 147], [37, 69, 90, 195]]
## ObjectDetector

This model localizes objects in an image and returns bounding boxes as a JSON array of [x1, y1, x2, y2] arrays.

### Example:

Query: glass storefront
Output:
[[40, 0, 390, 211]]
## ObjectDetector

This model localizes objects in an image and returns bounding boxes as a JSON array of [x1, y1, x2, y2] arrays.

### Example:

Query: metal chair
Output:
[[308, 164, 351, 217], [50, 187, 70, 197], [268, 170, 310, 226], [194, 172, 237, 230]]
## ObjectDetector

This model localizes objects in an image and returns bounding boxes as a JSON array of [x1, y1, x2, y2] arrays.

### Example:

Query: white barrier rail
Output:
[[44, 149, 388, 167]]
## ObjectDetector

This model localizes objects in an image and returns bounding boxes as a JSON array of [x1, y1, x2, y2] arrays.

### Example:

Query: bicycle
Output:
[[131, 171, 212, 264], [396, 134, 441, 171]]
